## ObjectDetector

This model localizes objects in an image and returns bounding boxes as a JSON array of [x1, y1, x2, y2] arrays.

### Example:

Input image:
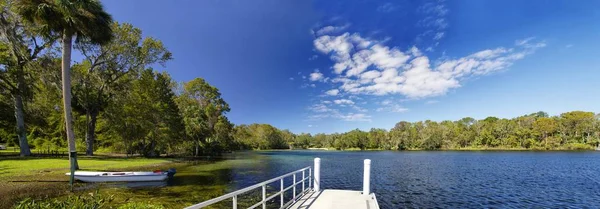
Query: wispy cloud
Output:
[[416, 0, 449, 50], [376, 99, 408, 113], [314, 24, 351, 36], [307, 101, 371, 122], [333, 99, 354, 105], [565, 44, 573, 48], [308, 55, 318, 60], [377, 2, 397, 13], [425, 100, 438, 104]]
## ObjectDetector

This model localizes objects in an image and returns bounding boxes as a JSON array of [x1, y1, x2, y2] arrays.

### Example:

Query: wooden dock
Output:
[[287, 189, 379, 209], [185, 158, 379, 209]]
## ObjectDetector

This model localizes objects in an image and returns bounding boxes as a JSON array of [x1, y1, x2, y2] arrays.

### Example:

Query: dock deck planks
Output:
[[287, 189, 379, 209]]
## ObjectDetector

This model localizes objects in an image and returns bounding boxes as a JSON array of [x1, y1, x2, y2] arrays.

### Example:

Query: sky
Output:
[[101, 0, 600, 134]]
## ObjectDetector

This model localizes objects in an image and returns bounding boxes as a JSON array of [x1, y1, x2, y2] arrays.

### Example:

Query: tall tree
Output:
[[72, 22, 171, 156], [0, 1, 56, 156], [16, 0, 113, 168], [177, 78, 230, 156], [533, 117, 557, 146], [106, 69, 182, 157]]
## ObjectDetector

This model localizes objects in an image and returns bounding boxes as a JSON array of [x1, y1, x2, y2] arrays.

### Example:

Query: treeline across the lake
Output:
[[234, 111, 600, 151]]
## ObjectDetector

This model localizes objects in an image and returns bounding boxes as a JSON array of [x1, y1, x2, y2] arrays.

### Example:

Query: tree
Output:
[[560, 111, 595, 143], [177, 78, 230, 156], [108, 69, 183, 157], [0, 1, 56, 156], [367, 128, 387, 149], [72, 22, 171, 156], [17, 0, 114, 169], [533, 117, 557, 147]]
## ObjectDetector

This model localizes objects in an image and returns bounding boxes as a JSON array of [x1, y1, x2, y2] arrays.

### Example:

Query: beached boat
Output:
[[66, 169, 176, 183]]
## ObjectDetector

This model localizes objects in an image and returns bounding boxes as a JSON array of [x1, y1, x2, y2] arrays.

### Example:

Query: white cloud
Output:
[[339, 113, 371, 122], [308, 124, 313, 127], [325, 89, 339, 96], [376, 104, 408, 113], [307, 104, 371, 122], [309, 70, 324, 81], [433, 32, 445, 40], [308, 55, 318, 60], [515, 37, 535, 46], [416, 1, 449, 50], [309, 103, 331, 113], [333, 99, 354, 105], [289, 77, 294, 81], [315, 24, 350, 36], [313, 32, 546, 99]]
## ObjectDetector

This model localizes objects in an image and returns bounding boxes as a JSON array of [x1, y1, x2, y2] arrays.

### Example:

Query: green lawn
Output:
[[0, 157, 173, 178], [0, 157, 178, 208]]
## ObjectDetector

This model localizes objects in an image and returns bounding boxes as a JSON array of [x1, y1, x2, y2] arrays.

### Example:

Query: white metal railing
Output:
[[185, 165, 314, 209]]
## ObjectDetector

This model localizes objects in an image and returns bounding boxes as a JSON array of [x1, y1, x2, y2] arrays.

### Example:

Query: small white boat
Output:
[[65, 169, 176, 183]]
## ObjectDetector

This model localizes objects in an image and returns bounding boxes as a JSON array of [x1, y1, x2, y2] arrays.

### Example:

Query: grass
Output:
[[0, 157, 172, 178], [0, 156, 177, 209], [0, 155, 262, 208]]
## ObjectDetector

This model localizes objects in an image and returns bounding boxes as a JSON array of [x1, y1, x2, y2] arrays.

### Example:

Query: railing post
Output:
[[302, 170, 305, 193], [309, 167, 312, 189], [363, 159, 371, 196], [233, 195, 237, 209], [280, 178, 284, 208], [314, 158, 321, 192], [293, 173, 296, 201], [262, 185, 266, 209]]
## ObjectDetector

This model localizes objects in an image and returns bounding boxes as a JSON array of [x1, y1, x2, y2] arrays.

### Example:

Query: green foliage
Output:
[[233, 124, 289, 150], [176, 78, 232, 155], [15, 191, 111, 209], [117, 202, 164, 209], [14, 191, 165, 209], [16, 0, 113, 44], [102, 69, 184, 157]]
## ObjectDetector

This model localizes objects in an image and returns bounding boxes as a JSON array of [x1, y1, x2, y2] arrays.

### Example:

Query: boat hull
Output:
[[66, 171, 171, 183]]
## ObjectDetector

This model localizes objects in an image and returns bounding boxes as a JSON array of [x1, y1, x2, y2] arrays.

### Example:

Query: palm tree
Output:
[[15, 0, 113, 176]]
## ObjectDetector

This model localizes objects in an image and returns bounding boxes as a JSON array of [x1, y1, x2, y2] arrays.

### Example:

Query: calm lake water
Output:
[[111, 151, 600, 208]]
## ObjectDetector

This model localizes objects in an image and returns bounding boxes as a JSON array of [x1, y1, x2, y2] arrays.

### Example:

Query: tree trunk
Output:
[[61, 34, 78, 169], [195, 141, 199, 157], [85, 111, 98, 156], [14, 93, 31, 156]]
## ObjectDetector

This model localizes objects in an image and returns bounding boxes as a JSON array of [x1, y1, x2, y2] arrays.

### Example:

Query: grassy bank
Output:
[[0, 157, 176, 208]]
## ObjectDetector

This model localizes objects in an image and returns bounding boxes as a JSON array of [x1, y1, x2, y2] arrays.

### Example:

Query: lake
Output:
[[106, 151, 600, 208]]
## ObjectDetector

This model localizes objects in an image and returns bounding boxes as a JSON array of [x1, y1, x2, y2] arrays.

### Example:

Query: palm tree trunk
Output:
[[61, 34, 78, 169], [14, 93, 31, 156], [85, 110, 98, 156]]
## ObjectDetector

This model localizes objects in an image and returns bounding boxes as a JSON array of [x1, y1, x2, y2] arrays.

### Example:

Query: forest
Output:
[[2, 0, 600, 160]]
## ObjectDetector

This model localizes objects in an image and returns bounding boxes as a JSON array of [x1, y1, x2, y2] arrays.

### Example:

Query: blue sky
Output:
[[102, 0, 600, 134]]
